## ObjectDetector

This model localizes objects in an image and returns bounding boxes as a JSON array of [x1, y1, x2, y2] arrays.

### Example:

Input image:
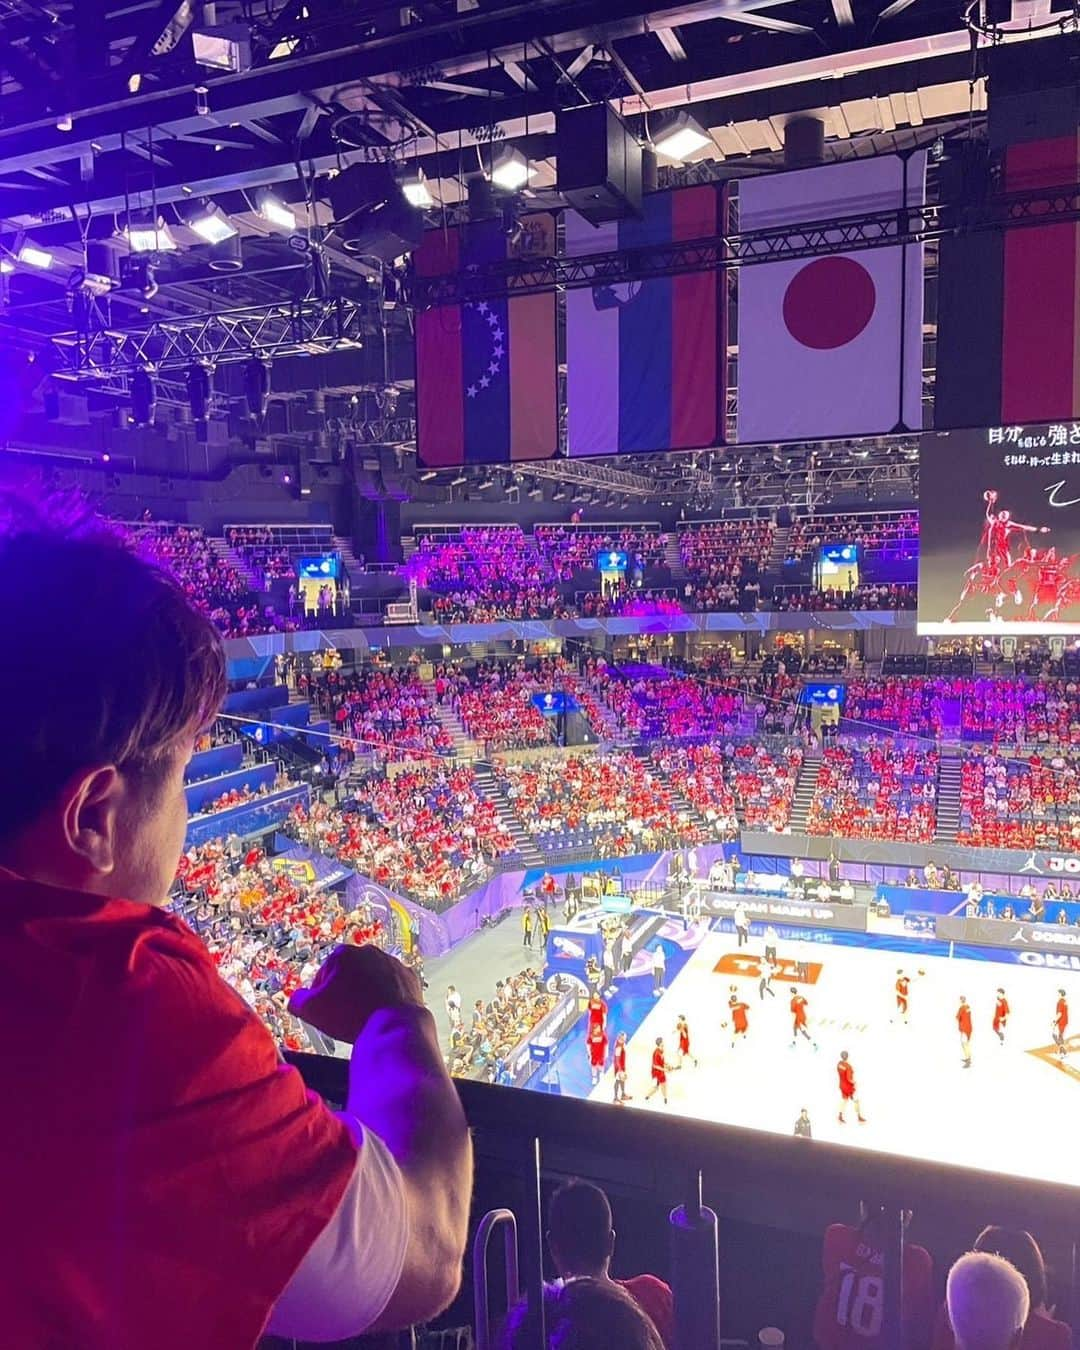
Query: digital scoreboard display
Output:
[[920, 424, 1080, 633], [297, 553, 340, 581], [596, 549, 629, 573]]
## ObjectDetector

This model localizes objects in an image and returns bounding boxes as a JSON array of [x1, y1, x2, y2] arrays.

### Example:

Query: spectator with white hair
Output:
[[946, 1252, 1031, 1350]]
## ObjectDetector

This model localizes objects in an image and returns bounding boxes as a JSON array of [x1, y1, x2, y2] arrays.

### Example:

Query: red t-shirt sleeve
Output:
[[619, 1275, 676, 1350], [2, 885, 357, 1350]]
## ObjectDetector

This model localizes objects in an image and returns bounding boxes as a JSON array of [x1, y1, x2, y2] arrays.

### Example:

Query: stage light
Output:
[[192, 22, 251, 73], [419, 469, 438, 482], [243, 357, 270, 418], [450, 473, 467, 487], [256, 191, 296, 232], [478, 475, 495, 490], [130, 367, 156, 425], [652, 111, 711, 161], [56, 112, 73, 132], [125, 216, 178, 253], [183, 200, 237, 244], [207, 234, 244, 272], [194, 85, 210, 117], [527, 484, 542, 499], [186, 363, 211, 423], [400, 171, 434, 208], [0, 257, 13, 274], [490, 147, 533, 191], [17, 242, 53, 269]]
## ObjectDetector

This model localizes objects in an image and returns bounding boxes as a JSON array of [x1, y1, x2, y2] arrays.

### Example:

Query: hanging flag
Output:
[[415, 214, 558, 467], [736, 154, 926, 445], [564, 186, 722, 458], [936, 134, 1080, 429]]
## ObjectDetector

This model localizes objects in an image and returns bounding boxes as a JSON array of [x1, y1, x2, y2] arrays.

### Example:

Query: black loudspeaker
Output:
[[557, 103, 642, 224], [988, 33, 1080, 149]]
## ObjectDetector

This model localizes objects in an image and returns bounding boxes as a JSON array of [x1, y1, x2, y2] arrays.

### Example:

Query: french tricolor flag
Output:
[[565, 187, 722, 458]]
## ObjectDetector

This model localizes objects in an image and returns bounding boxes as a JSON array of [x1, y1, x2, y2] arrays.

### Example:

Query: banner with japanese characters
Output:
[[918, 423, 1080, 634]]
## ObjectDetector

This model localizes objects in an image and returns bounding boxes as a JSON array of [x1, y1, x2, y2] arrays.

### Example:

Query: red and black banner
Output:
[[936, 134, 1080, 430]]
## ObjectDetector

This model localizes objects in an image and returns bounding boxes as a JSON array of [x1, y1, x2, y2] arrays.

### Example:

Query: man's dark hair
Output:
[[548, 1179, 613, 1273], [0, 489, 226, 840]]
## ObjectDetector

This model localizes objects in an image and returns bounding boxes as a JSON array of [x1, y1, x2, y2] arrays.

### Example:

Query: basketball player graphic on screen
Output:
[[945, 489, 1054, 622]]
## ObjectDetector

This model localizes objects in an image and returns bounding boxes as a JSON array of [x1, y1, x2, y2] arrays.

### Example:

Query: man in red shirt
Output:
[[0, 494, 471, 1349], [587, 1020, 609, 1085], [545, 1179, 676, 1350], [813, 1206, 934, 1350], [613, 1030, 630, 1104], [895, 971, 911, 1025], [957, 996, 974, 1069], [994, 988, 1011, 1046], [1053, 989, 1069, 1060], [791, 987, 819, 1050], [646, 1036, 670, 1105], [837, 1050, 866, 1124], [729, 993, 751, 1048]]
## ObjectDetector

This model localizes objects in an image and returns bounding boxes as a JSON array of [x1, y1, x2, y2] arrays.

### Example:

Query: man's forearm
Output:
[[346, 1004, 471, 1250], [348, 1005, 467, 1157]]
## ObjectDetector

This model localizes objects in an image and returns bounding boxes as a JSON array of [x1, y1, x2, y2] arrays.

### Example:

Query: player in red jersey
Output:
[[993, 987, 1010, 1046], [790, 988, 819, 1050], [587, 992, 607, 1034], [1053, 989, 1069, 1060], [612, 1031, 630, 1104], [587, 1020, 608, 1086], [812, 1207, 934, 1350], [956, 995, 973, 1069], [675, 1014, 698, 1069], [646, 1036, 670, 1105], [837, 1050, 866, 1124], [893, 971, 911, 1025], [727, 993, 750, 1049]]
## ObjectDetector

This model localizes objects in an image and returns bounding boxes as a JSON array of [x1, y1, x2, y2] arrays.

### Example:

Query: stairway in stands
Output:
[[935, 754, 962, 843], [432, 700, 479, 761], [332, 535, 369, 578], [787, 748, 822, 833], [664, 535, 689, 584], [765, 524, 792, 575], [211, 536, 263, 593], [473, 764, 544, 867]]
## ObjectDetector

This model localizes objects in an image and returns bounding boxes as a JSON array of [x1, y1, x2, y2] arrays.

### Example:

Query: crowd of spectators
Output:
[[535, 524, 667, 579], [785, 510, 919, 562], [807, 740, 939, 843], [193, 776, 291, 819], [495, 752, 704, 855], [139, 523, 247, 609], [432, 584, 570, 624], [843, 676, 1080, 744], [652, 739, 802, 834], [727, 742, 804, 831], [580, 587, 684, 619], [771, 583, 918, 612], [226, 525, 295, 585], [452, 666, 554, 753], [287, 768, 515, 907], [958, 749, 1080, 851], [306, 666, 452, 760], [171, 838, 389, 1053], [447, 968, 554, 1082]]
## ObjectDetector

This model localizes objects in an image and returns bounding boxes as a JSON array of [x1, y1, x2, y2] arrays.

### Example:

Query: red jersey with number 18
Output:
[[812, 1223, 934, 1350]]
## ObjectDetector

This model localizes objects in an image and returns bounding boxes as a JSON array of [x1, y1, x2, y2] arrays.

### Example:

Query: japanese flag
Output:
[[736, 153, 925, 445]]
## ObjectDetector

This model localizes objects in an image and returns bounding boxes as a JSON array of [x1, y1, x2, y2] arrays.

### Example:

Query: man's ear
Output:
[[59, 765, 122, 878]]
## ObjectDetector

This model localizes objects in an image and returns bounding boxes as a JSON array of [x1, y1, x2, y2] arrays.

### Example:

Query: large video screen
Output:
[[919, 424, 1080, 634]]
